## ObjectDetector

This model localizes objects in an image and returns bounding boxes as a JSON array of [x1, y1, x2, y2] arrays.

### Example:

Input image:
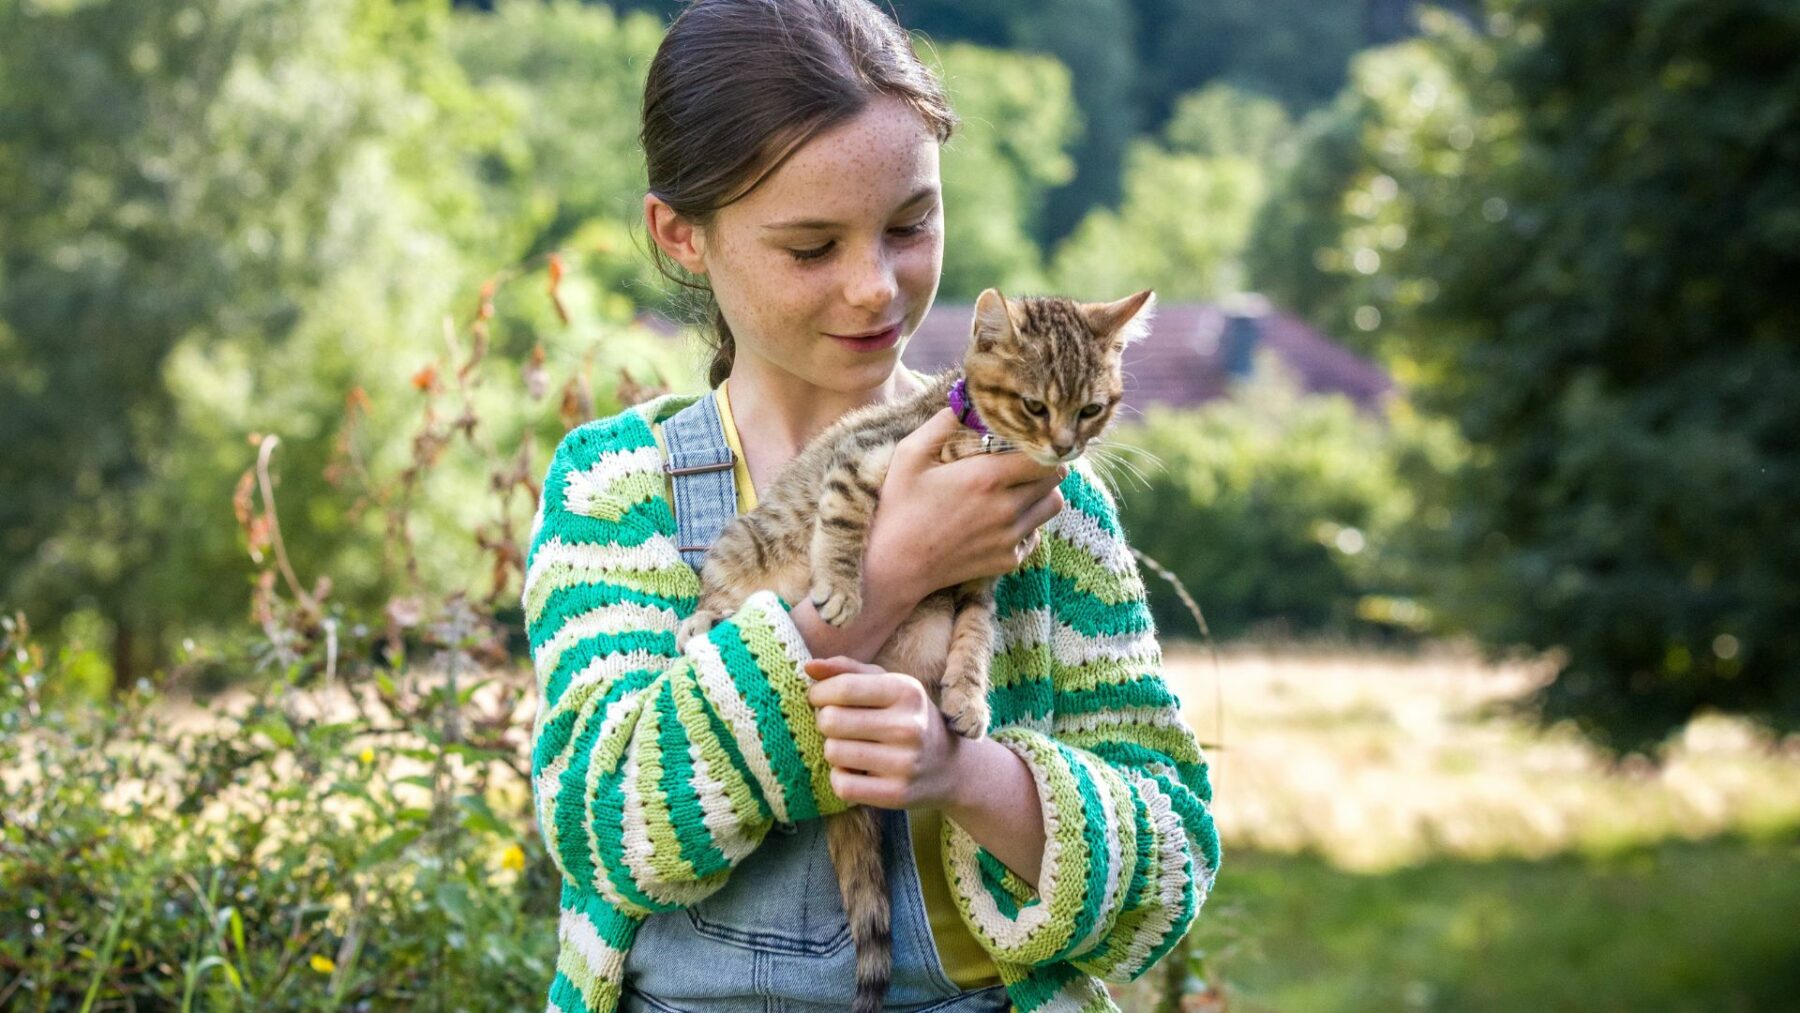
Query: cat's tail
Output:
[[825, 807, 892, 1013]]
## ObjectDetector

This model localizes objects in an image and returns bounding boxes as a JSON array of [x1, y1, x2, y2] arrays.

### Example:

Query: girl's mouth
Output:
[[828, 323, 902, 352]]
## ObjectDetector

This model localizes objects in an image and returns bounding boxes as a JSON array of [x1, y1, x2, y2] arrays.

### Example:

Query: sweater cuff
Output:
[[939, 726, 1138, 968], [685, 589, 851, 824]]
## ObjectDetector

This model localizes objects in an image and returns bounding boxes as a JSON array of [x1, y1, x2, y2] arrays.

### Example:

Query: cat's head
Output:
[[959, 287, 1155, 466]]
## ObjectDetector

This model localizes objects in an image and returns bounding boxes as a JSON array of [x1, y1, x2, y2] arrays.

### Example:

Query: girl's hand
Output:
[[866, 408, 1067, 603], [805, 655, 962, 811]]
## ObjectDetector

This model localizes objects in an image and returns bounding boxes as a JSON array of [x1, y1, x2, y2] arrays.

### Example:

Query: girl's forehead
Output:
[[739, 96, 941, 225]]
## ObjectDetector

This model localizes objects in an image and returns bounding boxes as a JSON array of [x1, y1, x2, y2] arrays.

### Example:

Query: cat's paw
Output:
[[943, 692, 990, 740], [676, 610, 721, 650], [810, 580, 863, 627], [939, 664, 991, 739]]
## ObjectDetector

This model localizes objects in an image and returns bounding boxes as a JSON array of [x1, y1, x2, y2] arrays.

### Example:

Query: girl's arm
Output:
[[938, 464, 1221, 984], [524, 410, 850, 914]]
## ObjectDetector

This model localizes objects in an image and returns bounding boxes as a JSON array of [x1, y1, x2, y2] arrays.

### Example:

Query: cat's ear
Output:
[[1085, 289, 1156, 347], [971, 288, 1014, 352]]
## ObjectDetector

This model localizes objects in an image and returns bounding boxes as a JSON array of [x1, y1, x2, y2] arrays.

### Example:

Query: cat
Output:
[[676, 285, 1154, 1013]]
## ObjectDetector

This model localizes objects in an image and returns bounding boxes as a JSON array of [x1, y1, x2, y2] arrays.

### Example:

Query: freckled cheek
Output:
[[897, 239, 941, 307]]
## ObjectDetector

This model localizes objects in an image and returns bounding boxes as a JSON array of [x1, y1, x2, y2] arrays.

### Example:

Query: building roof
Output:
[[898, 296, 1394, 415]]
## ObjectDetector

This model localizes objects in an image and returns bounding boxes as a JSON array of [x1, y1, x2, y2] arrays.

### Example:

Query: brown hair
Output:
[[640, 0, 959, 387]]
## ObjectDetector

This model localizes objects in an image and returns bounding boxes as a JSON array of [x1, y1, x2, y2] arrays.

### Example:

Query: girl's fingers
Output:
[[828, 769, 901, 809], [807, 671, 904, 709], [1013, 485, 1066, 539], [803, 656, 884, 680], [896, 409, 962, 468], [822, 738, 914, 776]]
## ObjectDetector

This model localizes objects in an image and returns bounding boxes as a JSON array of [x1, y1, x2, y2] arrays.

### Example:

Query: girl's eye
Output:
[[1021, 398, 1048, 417], [1078, 403, 1104, 419], [789, 241, 834, 263], [892, 216, 931, 238]]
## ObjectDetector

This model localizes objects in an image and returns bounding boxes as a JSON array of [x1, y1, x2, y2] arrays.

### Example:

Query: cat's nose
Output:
[[1051, 442, 1073, 457]]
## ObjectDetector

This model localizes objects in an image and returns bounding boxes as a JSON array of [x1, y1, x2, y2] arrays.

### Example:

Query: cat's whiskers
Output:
[[1097, 439, 1165, 471], [1083, 442, 1161, 493]]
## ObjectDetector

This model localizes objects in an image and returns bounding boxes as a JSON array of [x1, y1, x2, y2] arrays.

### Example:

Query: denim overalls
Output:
[[622, 395, 1011, 1013]]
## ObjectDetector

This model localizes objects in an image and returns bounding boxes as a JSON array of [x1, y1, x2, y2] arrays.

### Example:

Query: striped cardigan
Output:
[[523, 393, 1220, 1013]]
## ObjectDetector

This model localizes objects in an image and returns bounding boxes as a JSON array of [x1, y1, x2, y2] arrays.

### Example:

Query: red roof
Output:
[[897, 297, 1394, 415]]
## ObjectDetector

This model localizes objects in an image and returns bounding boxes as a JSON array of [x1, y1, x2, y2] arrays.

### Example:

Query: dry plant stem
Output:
[[1132, 547, 1227, 753], [254, 435, 319, 621]]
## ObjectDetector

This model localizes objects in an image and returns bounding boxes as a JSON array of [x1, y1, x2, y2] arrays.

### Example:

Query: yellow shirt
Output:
[[656, 380, 1002, 990]]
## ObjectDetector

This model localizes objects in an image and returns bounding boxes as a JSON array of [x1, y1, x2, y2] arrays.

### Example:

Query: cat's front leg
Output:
[[939, 578, 997, 739], [675, 609, 723, 651], [809, 446, 893, 626], [677, 516, 771, 649]]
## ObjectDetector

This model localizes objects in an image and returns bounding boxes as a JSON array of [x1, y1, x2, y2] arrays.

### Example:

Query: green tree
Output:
[[1422, 0, 1800, 749], [927, 41, 1079, 299], [448, 1, 663, 266], [1245, 36, 1488, 367], [1013, 0, 1140, 243], [1049, 85, 1284, 301], [0, 0, 494, 683], [1253, 0, 1800, 749]]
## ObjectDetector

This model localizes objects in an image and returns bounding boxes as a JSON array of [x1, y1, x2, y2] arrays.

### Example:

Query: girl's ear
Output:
[[1084, 289, 1156, 347], [644, 192, 708, 276], [972, 288, 1013, 351]]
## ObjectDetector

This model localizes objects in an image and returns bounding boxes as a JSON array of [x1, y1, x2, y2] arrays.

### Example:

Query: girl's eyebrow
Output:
[[761, 185, 939, 232]]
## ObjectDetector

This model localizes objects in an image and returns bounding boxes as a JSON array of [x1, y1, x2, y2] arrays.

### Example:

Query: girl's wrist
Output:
[[790, 574, 919, 663], [864, 527, 933, 608]]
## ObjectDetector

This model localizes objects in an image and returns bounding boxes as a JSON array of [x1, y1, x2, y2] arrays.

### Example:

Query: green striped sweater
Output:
[[523, 393, 1220, 1013]]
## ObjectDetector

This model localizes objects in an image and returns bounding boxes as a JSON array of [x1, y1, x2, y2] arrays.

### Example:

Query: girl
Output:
[[522, 2, 1219, 1011]]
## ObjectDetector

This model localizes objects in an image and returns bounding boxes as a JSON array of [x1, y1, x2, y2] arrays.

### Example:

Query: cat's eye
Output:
[[1078, 403, 1104, 419], [1021, 397, 1048, 417]]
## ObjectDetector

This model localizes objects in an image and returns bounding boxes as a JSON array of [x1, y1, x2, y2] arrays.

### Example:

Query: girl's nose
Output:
[[844, 248, 898, 313]]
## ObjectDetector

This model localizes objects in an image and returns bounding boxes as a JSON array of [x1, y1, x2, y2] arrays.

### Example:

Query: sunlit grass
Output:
[[1165, 643, 1800, 870], [1100, 644, 1800, 1012]]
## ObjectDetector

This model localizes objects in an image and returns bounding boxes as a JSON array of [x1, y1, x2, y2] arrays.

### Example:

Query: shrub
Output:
[[1103, 359, 1461, 641]]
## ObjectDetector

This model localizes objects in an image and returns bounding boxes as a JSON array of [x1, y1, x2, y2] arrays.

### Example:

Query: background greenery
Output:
[[2, 0, 1795, 1008]]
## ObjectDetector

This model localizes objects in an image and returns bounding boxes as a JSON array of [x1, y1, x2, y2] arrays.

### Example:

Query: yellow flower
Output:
[[310, 954, 336, 974], [500, 843, 526, 872], [358, 747, 374, 765]]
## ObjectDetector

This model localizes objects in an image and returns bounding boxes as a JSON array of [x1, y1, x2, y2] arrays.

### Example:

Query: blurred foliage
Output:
[[1245, 35, 1484, 365], [0, 0, 688, 689], [1050, 83, 1287, 301], [929, 41, 1079, 299], [1106, 360, 1464, 640], [888, 0, 1461, 244], [0, 0, 496, 680], [1247, 0, 1800, 749], [447, 0, 664, 273]]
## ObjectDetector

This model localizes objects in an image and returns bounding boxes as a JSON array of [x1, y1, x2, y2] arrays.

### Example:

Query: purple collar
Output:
[[948, 376, 988, 435]]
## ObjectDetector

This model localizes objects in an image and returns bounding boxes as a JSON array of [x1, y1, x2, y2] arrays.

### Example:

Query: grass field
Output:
[[1103, 644, 1800, 1013]]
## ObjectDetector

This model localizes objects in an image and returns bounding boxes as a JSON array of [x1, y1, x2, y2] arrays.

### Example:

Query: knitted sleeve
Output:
[[941, 465, 1220, 983], [523, 408, 850, 915]]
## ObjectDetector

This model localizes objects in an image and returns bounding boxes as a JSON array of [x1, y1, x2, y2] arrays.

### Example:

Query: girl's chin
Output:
[[813, 350, 901, 389]]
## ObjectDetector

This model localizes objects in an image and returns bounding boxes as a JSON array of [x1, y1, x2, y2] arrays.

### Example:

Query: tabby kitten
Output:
[[677, 285, 1154, 1013]]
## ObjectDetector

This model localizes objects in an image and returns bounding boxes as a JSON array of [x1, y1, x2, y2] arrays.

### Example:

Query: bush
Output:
[[1104, 359, 1461, 641], [0, 609, 558, 1011]]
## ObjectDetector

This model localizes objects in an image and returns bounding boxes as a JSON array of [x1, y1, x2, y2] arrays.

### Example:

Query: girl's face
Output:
[[695, 95, 944, 395]]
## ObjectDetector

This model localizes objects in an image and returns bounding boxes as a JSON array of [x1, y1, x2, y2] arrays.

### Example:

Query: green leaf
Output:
[[247, 716, 295, 748], [360, 827, 423, 868], [456, 793, 505, 836]]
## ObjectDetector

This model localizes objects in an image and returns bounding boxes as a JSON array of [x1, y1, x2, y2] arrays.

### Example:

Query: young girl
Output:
[[522, 2, 1219, 1011]]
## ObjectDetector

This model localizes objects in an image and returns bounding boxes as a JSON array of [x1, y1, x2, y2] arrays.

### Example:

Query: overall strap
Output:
[[661, 392, 739, 573]]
